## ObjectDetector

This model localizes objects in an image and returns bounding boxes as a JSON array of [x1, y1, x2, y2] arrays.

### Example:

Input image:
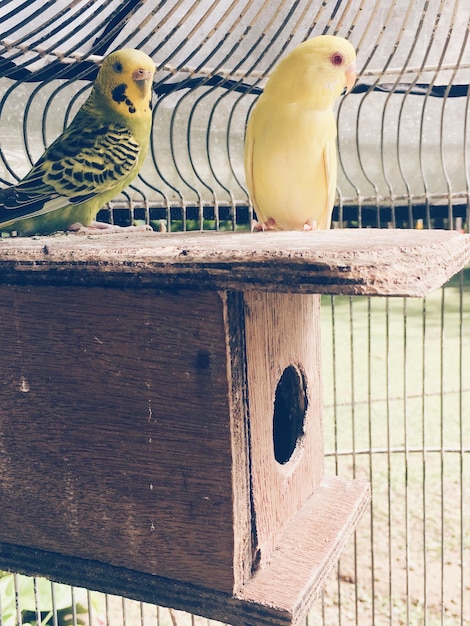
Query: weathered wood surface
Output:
[[0, 286, 241, 593], [0, 476, 369, 626], [0, 229, 468, 296], [236, 476, 371, 625], [0, 281, 371, 623], [243, 293, 323, 567]]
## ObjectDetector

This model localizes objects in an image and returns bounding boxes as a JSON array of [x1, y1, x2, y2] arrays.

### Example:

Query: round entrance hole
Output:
[[273, 364, 308, 465]]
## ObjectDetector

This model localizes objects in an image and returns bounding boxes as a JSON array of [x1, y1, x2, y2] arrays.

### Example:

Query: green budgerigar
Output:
[[0, 48, 155, 235]]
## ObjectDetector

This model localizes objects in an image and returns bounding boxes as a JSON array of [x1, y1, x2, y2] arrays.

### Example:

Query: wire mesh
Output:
[[0, 1, 469, 625], [1, 0, 469, 229]]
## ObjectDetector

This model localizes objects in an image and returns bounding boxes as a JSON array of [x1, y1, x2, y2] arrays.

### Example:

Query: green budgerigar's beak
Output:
[[132, 68, 154, 93]]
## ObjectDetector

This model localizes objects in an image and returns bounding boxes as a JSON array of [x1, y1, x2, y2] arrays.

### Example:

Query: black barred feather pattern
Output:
[[0, 185, 59, 222], [0, 118, 141, 224], [43, 124, 140, 198]]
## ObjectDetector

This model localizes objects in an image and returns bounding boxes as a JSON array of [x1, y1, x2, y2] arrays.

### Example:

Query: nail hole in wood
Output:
[[273, 364, 308, 465]]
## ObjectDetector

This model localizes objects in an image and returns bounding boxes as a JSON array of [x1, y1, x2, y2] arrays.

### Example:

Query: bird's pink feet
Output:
[[253, 218, 319, 231], [303, 219, 317, 231], [253, 217, 277, 231]]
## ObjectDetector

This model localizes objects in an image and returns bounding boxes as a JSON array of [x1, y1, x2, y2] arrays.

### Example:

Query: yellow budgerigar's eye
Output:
[[113, 61, 123, 73], [330, 51, 345, 66]]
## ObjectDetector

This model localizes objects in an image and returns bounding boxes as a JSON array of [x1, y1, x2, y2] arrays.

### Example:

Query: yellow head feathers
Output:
[[94, 48, 156, 120], [264, 35, 356, 109]]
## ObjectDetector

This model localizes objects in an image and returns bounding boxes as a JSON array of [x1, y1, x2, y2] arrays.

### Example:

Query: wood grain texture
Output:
[[243, 292, 323, 567], [223, 291, 254, 591], [0, 476, 370, 626], [0, 229, 468, 296], [0, 285, 239, 592]]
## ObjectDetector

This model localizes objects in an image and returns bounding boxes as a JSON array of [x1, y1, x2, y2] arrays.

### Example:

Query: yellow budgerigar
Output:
[[0, 48, 155, 235], [244, 35, 356, 231]]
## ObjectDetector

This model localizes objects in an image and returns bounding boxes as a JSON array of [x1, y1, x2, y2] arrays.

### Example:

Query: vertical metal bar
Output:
[[33, 578, 42, 626], [331, 295, 342, 626], [436, 0, 462, 229], [0, 575, 3, 626], [367, 297, 376, 625], [122, 596, 127, 626], [13, 574, 22, 626], [378, 0, 417, 227], [87, 589, 94, 626], [105, 591, 111, 626], [348, 296, 359, 625], [331, 296, 339, 474], [458, 270, 464, 626], [395, 0, 447, 217], [385, 299, 393, 625], [421, 297, 428, 626], [417, 0, 451, 228], [402, 299, 410, 626], [50, 581, 58, 626], [439, 286, 446, 626], [335, 0, 383, 217], [331, 296, 339, 479]]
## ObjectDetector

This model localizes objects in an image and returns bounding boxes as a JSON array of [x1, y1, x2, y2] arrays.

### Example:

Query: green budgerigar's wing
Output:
[[0, 114, 141, 226]]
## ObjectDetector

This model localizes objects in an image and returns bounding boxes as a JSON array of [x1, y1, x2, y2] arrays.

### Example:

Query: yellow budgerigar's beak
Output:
[[345, 60, 357, 94]]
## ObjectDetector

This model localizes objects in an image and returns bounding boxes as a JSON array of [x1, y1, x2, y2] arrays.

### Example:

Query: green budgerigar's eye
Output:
[[113, 61, 123, 73]]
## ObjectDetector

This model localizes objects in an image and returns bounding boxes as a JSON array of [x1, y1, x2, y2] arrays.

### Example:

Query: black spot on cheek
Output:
[[123, 96, 136, 114], [112, 83, 127, 103]]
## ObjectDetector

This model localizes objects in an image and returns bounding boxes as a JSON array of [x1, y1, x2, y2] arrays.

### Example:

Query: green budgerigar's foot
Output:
[[68, 221, 153, 234]]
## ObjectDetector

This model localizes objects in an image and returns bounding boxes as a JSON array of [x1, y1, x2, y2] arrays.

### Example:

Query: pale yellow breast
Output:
[[248, 101, 337, 230]]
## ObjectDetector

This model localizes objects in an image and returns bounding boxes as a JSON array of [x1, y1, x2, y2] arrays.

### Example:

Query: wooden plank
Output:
[[0, 229, 468, 296], [223, 291, 255, 591], [0, 476, 370, 626], [243, 292, 323, 567], [0, 285, 239, 593]]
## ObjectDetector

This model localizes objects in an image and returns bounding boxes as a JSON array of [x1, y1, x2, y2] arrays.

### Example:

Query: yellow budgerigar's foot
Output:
[[253, 217, 277, 231], [303, 219, 318, 231], [68, 221, 153, 234]]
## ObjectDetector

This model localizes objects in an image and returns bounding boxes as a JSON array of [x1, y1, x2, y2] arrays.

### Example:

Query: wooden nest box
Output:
[[0, 229, 468, 625]]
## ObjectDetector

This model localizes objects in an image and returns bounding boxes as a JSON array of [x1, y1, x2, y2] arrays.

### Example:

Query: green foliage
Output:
[[0, 572, 92, 626]]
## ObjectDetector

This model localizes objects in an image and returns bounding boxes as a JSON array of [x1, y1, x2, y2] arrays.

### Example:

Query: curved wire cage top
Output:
[[0, 0, 469, 231]]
